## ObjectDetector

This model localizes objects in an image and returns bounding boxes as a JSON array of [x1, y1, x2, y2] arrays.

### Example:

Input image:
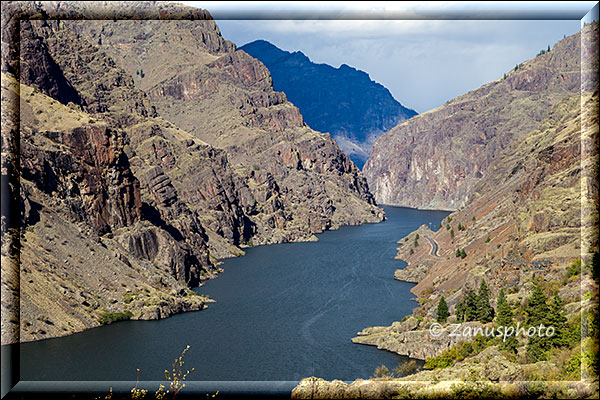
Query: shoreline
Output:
[[11, 214, 385, 345]]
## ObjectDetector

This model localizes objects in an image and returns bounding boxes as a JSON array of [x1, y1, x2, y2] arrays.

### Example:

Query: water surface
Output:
[[20, 206, 449, 382]]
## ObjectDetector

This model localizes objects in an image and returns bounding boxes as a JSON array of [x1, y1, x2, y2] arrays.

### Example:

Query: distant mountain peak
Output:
[[240, 39, 417, 169]]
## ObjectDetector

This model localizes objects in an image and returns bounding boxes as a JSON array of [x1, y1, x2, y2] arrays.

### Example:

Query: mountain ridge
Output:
[[239, 39, 417, 168], [364, 29, 582, 210]]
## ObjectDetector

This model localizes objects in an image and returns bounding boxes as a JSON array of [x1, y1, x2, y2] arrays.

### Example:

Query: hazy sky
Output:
[[182, 2, 594, 113]]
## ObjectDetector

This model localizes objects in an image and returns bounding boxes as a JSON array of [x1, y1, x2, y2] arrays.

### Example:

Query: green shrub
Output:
[[122, 292, 137, 304], [566, 259, 581, 277], [449, 382, 501, 399], [424, 341, 475, 369], [372, 364, 392, 378], [99, 310, 133, 325], [395, 359, 419, 377]]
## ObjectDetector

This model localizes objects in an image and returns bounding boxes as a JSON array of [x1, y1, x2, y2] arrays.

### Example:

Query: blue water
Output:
[[19, 206, 449, 383]]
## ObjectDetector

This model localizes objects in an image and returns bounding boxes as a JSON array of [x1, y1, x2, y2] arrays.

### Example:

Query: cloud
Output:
[[216, 18, 580, 113]]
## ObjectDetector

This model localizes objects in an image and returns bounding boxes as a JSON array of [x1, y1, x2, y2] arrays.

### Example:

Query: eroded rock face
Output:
[[67, 11, 384, 249], [3, 71, 218, 343], [364, 30, 582, 210], [20, 125, 142, 236], [19, 20, 83, 106]]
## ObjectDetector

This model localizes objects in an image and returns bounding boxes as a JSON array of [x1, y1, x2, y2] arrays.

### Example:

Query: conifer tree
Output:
[[476, 279, 494, 322], [436, 296, 449, 323], [546, 293, 568, 347], [526, 286, 549, 325], [526, 285, 550, 361], [464, 289, 478, 321], [456, 301, 465, 322], [496, 289, 518, 352]]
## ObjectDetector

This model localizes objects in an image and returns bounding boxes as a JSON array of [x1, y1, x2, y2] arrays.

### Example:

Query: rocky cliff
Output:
[[364, 30, 582, 210], [1, 1, 383, 343], [2, 73, 211, 343], [352, 21, 598, 370], [65, 9, 384, 250], [240, 40, 417, 169]]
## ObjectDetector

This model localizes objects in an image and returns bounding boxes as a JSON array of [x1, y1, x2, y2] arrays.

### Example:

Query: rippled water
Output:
[[19, 206, 449, 383]]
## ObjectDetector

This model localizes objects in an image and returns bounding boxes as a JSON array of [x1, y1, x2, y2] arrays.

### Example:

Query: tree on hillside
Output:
[[496, 289, 518, 352], [464, 289, 479, 321], [526, 286, 550, 326], [456, 301, 466, 322], [546, 293, 568, 348], [526, 285, 550, 362], [437, 296, 449, 323], [476, 279, 494, 323]]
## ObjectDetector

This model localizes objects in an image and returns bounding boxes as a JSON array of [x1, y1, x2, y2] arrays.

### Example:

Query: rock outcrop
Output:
[[291, 349, 596, 399], [364, 30, 583, 210], [352, 318, 486, 360], [240, 40, 417, 169]]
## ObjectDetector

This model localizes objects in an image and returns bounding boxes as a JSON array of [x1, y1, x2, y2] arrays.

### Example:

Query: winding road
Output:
[[424, 235, 441, 257]]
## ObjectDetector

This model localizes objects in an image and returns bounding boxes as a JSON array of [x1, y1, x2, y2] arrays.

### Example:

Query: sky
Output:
[[181, 2, 595, 113]]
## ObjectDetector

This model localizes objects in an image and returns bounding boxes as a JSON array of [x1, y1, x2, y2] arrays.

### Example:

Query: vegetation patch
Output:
[[98, 310, 133, 325]]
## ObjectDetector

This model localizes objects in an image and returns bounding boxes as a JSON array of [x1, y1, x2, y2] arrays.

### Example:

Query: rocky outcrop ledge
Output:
[[351, 317, 484, 360], [128, 290, 214, 321]]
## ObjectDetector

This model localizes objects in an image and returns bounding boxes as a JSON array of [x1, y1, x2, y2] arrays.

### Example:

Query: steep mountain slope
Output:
[[67, 13, 384, 248], [358, 22, 598, 362], [364, 30, 582, 210], [0, 1, 383, 343], [239, 40, 417, 168], [398, 23, 598, 303], [2, 73, 211, 343]]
